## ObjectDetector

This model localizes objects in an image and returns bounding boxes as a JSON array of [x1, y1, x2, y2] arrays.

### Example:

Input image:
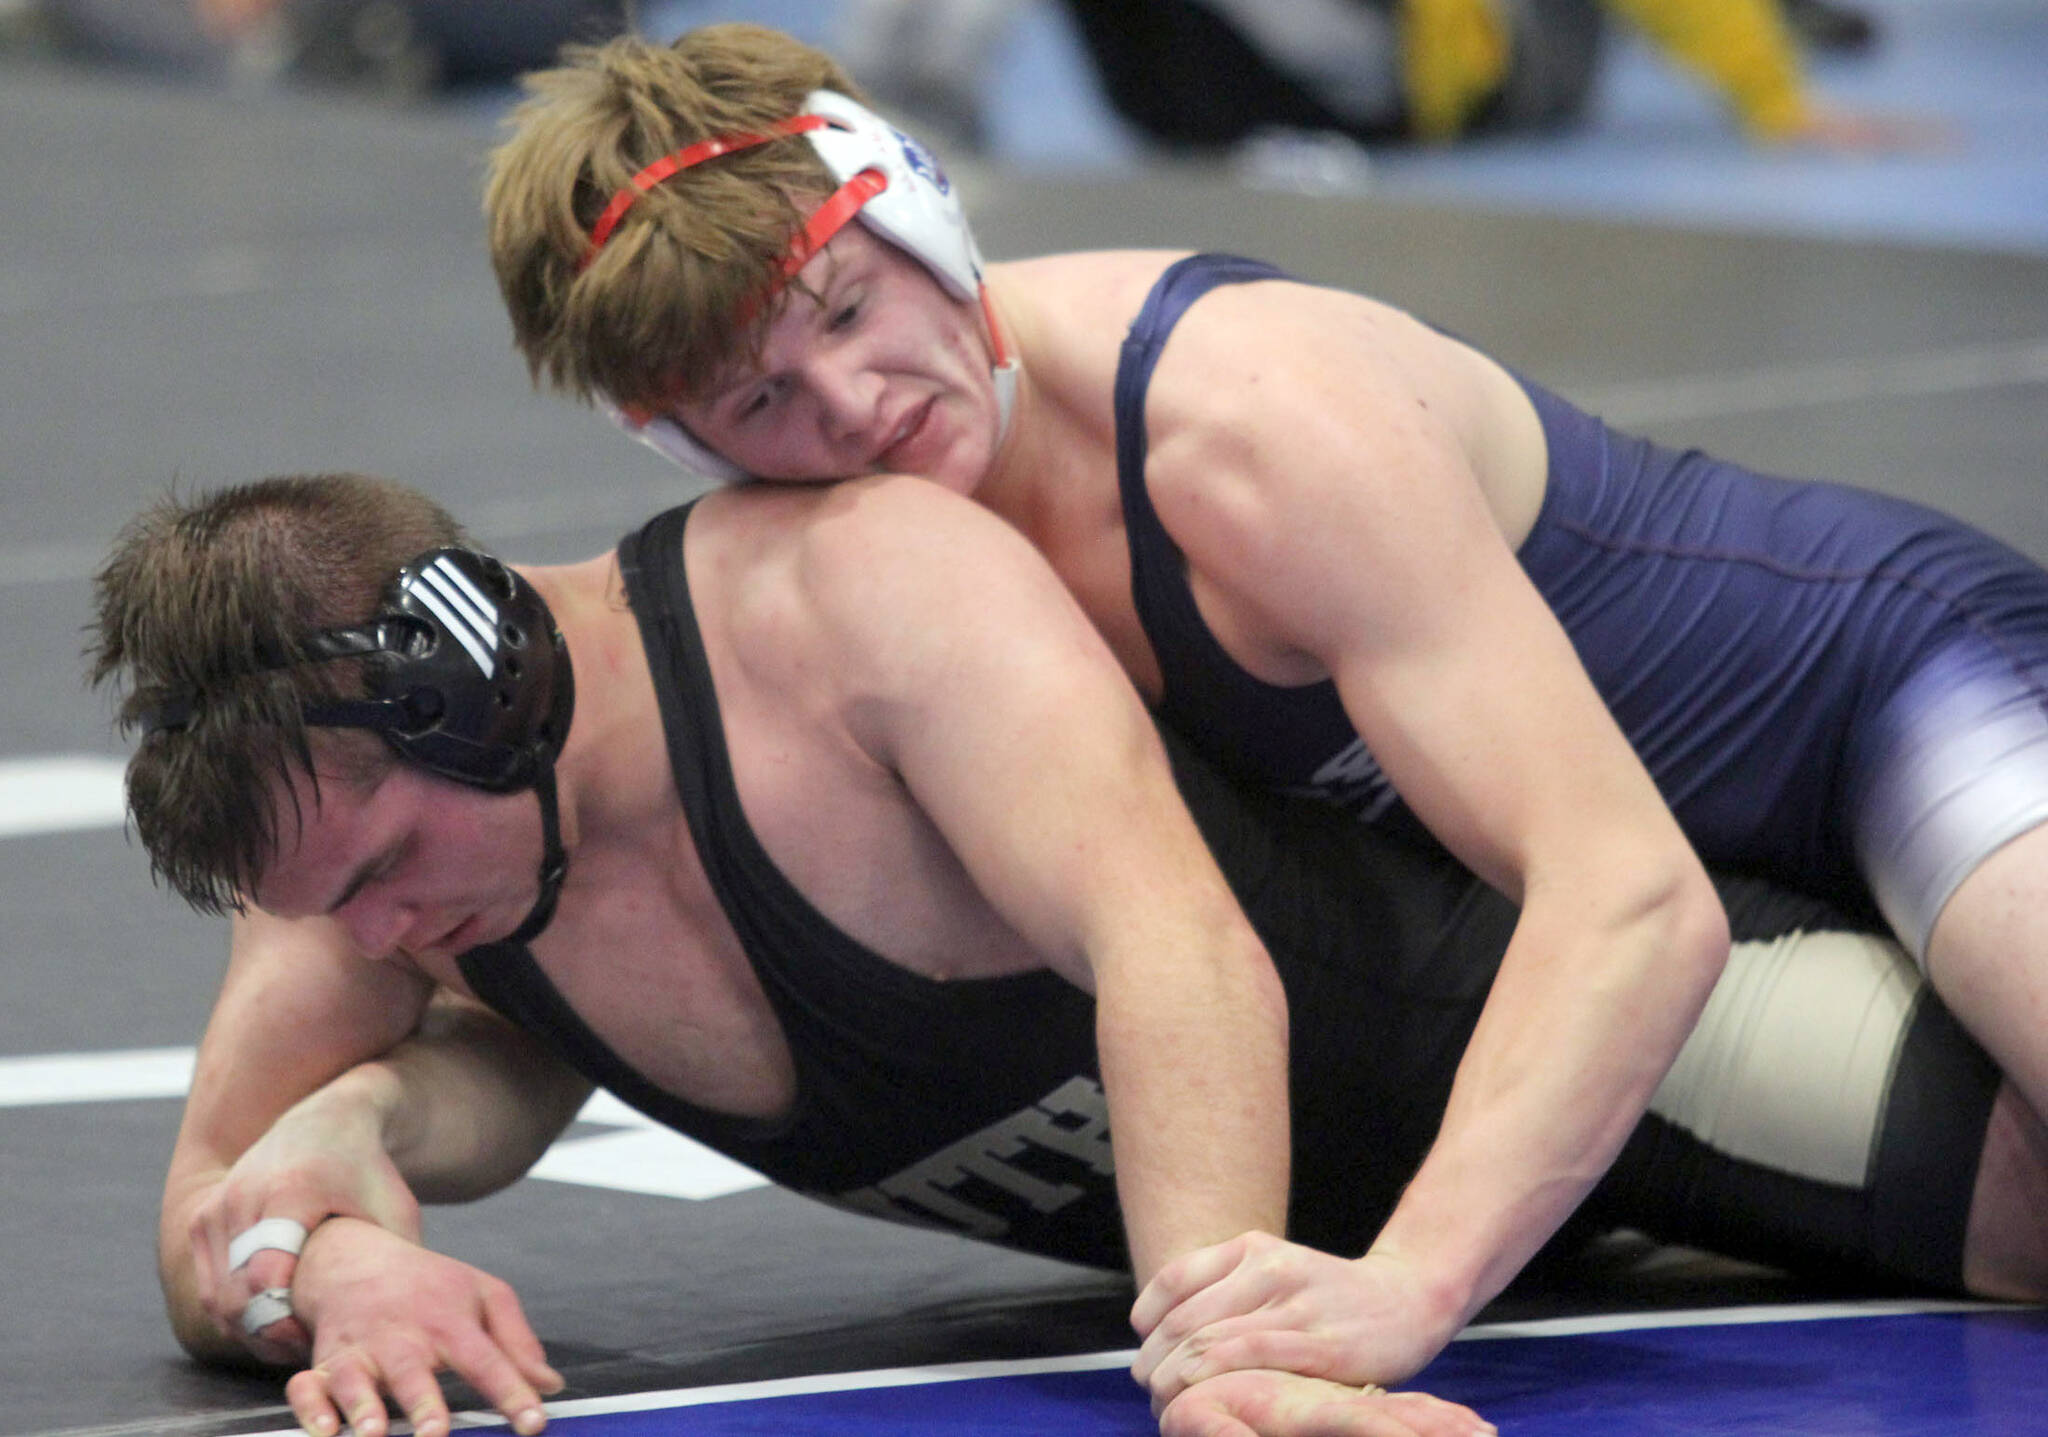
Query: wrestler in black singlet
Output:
[[458, 503, 1998, 1289]]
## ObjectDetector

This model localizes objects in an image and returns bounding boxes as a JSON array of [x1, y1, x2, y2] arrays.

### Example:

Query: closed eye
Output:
[[733, 378, 785, 424], [327, 838, 407, 916]]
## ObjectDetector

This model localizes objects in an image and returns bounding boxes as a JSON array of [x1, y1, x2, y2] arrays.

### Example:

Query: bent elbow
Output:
[[1652, 852, 1732, 1001]]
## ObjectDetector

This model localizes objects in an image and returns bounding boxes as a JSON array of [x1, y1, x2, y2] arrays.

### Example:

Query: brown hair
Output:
[[88, 474, 467, 914], [486, 24, 864, 413]]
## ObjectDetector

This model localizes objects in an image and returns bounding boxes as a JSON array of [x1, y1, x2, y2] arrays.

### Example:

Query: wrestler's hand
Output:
[[189, 1087, 422, 1366], [1132, 1233, 1459, 1410], [1159, 1370, 1494, 1437], [285, 1217, 563, 1437]]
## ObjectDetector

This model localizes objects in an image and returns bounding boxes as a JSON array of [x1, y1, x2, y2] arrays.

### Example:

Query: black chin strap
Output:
[[503, 758, 569, 946]]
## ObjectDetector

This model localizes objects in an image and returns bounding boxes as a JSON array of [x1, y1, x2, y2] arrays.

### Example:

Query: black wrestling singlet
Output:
[[455, 502, 1526, 1264], [458, 503, 1999, 1290]]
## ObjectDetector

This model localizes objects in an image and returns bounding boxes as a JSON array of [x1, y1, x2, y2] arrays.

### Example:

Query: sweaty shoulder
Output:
[[987, 251, 1190, 401], [1141, 274, 1546, 543], [988, 249, 1187, 318], [1147, 278, 1468, 438], [713, 477, 1086, 697], [796, 473, 1046, 600]]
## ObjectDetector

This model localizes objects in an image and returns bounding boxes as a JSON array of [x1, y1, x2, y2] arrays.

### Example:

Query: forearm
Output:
[[210, 1007, 579, 1207], [1369, 861, 1729, 1327], [1097, 924, 1292, 1285], [374, 999, 592, 1202], [158, 1006, 586, 1364], [158, 1066, 403, 1365]]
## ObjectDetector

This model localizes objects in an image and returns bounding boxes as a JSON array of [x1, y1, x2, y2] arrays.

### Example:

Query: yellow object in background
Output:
[[1604, 0, 1809, 139], [1402, 0, 1810, 143], [1401, 0, 1512, 141]]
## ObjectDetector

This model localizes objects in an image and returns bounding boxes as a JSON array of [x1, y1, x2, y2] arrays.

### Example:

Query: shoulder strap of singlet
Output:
[[1114, 253, 1293, 707], [617, 503, 991, 1039], [617, 502, 736, 926], [1114, 253, 1291, 524], [458, 503, 789, 1141], [460, 502, 1088, 1142]]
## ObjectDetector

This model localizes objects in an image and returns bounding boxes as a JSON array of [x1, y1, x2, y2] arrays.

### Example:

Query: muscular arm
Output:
[[161, 908, 436, 1363], [1312, 513, 1726, 1336], [313, 996, 593, 1206], [790, 477, 1292, 1284], [162, 909, 589, 1366], [1133, 289, 1728, 1376]]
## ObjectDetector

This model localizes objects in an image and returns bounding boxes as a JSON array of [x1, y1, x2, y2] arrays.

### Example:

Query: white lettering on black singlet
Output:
[[1289, 735, 1397, 821], [833, 1077, 1114, 1239]]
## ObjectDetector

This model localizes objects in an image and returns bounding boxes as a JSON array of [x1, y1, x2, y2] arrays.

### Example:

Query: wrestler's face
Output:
[[251, 750, 544, 967], [671, 225, 1003, 496]]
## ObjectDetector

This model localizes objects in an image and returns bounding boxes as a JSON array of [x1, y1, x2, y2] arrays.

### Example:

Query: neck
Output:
[[979, 278, 1099, 550], [975, 274, 1040, 522], [515, 553, 668, 862]]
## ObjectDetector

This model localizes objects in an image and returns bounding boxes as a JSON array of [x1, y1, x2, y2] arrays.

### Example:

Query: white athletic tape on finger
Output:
[[228, 1217, 309, 1271], [241, 1286, 295, 1337]]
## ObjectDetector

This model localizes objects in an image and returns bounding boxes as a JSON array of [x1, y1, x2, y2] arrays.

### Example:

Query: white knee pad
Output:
[[1650, 928, 1921, 1189]]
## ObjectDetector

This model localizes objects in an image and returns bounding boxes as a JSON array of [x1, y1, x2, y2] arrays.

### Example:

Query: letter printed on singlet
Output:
[[1287, 736, 1396, 820], [832, 1077, 1114, 1239]]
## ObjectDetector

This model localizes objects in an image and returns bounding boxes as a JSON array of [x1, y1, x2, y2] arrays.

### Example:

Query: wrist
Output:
[[1359, 1237, 1484, 1338], [284, 1213, 359, 1329]]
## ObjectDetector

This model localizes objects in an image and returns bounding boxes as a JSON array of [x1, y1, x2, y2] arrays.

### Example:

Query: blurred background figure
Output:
[[9, 0, 626, 95], [1059, 0, 1903, 154], [831, 0, 1018, 152], [1784, 0, 1878, 52], [0, 0, 2028, 254]]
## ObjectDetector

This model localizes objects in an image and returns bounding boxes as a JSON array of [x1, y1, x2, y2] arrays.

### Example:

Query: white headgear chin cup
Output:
[[596, 394, 748, 484], [992, 356, 1018, 440], [800, 90, 985, 302]]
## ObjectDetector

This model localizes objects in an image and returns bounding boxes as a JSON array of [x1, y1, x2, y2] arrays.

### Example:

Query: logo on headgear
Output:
[[402, 554, 504, 680], [893, 129, 950, 196]]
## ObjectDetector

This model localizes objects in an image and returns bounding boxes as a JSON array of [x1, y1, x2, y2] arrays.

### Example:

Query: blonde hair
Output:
[[486, 25, 864, 413]]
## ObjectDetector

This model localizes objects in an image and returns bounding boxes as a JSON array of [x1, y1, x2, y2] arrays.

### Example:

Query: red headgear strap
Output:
[[580, 106, 1005, 421], [720, 166, 891, 330], [578, 114, 834, 272], [779, 168, 888, 280]]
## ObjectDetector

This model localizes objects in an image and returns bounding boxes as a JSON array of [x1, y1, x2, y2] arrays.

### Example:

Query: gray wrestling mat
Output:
[[3, 54, 2045, 1437]]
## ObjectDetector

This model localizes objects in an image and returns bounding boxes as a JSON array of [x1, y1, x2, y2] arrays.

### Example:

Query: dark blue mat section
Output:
[[553, 1366, 1149, 1434], [1419, 1310, 2048, 1434], [533, 1309, 2048, 1434]]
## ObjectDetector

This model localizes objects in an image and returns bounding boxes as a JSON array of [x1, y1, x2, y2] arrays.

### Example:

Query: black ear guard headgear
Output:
[[147, 547, 576, 945], [299, 549, 573, 792]]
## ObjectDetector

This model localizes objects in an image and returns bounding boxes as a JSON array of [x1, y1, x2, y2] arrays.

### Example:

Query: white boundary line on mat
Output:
[[232, 1296, 2025, 1434]]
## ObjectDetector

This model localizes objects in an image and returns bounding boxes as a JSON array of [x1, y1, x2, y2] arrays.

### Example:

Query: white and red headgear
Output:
[[583, 91, 1014, 482]]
